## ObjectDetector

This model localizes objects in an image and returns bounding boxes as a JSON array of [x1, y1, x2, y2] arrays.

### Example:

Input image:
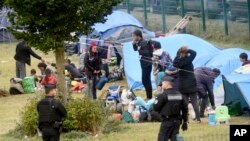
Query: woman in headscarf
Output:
[[84, 41, 102, 99]]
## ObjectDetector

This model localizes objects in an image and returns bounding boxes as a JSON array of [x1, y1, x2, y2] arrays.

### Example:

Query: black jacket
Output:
[[84, 52, 102, 76], [37, 96, 67, 124], [173, 49, 197, 93], [14, 41, 42, 65], [194, 67, 216, 97], [133, 39, 153, 68], [153, 88, 188, 122]]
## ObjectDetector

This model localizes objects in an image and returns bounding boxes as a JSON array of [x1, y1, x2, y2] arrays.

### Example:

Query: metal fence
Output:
[[115, 0, 250, 38]]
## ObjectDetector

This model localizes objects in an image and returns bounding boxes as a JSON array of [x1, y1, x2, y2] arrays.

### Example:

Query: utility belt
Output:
[[162, 115, 181, 121], [39, 121, 62, 131]]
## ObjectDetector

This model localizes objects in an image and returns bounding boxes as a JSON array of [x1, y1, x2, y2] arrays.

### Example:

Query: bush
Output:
[[63, 97, 119, 134], [101, 119, 122, 134], [8, 95, 121, 137], [19, 96, 40, 136]]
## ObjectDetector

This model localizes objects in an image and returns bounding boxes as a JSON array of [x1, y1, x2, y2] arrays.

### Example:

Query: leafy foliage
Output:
[[64, 97, 117, 134], [0, 0, 5, 7], [6, 0, 122, 52], [9, 96, 121, 137], [19, 97, 41, 136]]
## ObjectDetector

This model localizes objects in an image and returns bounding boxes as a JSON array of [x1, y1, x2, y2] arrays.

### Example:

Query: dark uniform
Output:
[[133, 39, 153, 99], [154, 87, 188, 141], [37, 95, 67, 141]]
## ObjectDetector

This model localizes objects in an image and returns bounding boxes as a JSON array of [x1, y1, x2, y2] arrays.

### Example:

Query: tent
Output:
[[204, 48, 250, 91], [222, 74, 250, 110], [91, 10, 155, 42], [123, 34, 220, 90], [78, 10, 155, 62], [0, 27, 15, 42], [0, 7, 15, 42], [123, 34, 250, 91]]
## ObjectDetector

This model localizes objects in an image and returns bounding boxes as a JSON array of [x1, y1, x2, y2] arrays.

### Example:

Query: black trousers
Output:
[[199, 93, 215, 115], [42, 127, 60, 141], [141, 65, 153, 99], [158, 119, 181, 141], [182, 93, 200, 121]]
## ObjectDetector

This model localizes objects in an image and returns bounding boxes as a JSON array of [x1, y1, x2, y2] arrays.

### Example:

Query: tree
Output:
[[0, 0, 5, 7], [6, 0, 121, 103]]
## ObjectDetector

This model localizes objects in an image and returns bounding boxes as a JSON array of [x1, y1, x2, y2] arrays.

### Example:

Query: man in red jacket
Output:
[[14, 41, 44, 79]]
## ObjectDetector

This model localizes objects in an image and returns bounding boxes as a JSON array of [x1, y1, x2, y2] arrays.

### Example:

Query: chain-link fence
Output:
[[114, 0, 250, 40]]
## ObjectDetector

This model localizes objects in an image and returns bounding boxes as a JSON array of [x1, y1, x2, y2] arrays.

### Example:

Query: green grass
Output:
[[0, 32, 249, 141]]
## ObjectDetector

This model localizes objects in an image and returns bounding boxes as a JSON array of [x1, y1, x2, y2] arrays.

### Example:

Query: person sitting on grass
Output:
[[41, 69, 57, 86]]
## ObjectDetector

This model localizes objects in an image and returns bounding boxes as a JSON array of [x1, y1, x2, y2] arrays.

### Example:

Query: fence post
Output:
[[143, 0, 148, 26], [126, 0, 130, 14], [180, 0, 185, 18], [248, 0, 250, 37], [161, 0, 166, 33], [201, 0, 206, 32], [222, 0, 228, 35]]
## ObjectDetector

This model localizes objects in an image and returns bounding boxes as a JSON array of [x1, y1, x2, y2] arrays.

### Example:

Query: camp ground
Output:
[[0, 2, 250, 141]]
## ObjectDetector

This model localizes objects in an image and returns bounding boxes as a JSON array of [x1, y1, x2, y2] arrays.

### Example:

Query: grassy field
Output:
[[0, 39, 249, 140]]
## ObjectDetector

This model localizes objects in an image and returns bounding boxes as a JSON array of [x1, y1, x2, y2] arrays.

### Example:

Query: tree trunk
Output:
[[55, 47, 67, 104]]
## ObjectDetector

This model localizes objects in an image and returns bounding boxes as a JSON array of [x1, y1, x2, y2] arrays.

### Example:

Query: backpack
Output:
[[122, 111, 134, 123]]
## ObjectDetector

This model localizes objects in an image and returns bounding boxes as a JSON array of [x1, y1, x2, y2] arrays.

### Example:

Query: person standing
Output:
[[99, 40, 110, 78], [84, 41, 102, 99], [154, 76, 188, 141], [194, 67, 221, 117], [14, 41, 44, 79], [132, 30, 153, 100], [239, 52, 250, 66], [173, 46, 201, 122], [37, 84, 67, 141]]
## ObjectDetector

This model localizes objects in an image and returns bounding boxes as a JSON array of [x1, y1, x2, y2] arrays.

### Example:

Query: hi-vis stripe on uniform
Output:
[[167, 94, 182, 100]]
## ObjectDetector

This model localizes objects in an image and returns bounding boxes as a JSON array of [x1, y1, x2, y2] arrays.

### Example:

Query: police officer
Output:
[[37, 84, 67, 141], [154, 76, 188, 141]]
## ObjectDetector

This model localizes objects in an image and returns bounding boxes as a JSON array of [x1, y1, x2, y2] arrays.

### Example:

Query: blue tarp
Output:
[[91, 11, 155, 40], [205, 48, 250, 90], [122, 34, 250, 91], [223, 74, 250, 110], [93, 11, 143, 33], [123, 34, 220, 89]]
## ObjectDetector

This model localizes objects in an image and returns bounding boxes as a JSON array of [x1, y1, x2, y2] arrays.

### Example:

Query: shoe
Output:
[[193, 118, 201, 123]]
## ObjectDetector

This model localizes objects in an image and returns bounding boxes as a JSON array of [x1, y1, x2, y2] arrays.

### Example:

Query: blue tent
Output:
[[91, 11, 155, 42], [222, 74, 250, 110], [122, 34, 220, 89], [205, 48, 250, 90], [122, 34, 250, 91]]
